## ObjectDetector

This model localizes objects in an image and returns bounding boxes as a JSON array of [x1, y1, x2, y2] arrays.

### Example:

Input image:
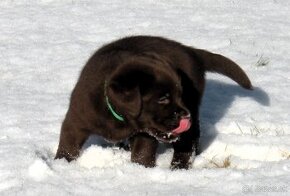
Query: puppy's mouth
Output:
[[143, 129, 179, 143], [140, 118, 192, 143]]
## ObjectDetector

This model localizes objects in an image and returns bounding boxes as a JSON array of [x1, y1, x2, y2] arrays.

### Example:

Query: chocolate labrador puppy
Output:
[[55, 36, 252, 169]]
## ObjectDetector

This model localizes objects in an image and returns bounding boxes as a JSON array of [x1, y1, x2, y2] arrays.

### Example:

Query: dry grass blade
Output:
[[210, 156, 232, 168]]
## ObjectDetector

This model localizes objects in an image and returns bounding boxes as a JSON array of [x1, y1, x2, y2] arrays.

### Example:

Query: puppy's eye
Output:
[[158, 93, 170, 105]]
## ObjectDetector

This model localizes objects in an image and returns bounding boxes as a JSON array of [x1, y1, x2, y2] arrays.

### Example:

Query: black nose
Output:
[[174, 108, 190, 120]]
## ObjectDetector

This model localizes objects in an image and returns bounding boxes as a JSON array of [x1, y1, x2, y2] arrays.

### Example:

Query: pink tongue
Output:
[[172, 118, 191, 135]]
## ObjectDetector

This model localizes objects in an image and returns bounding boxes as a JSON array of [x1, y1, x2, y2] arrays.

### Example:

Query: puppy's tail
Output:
[[190, 48, 253, 90]]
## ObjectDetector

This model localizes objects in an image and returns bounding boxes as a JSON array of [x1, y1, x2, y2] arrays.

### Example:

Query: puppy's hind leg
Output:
[[55, 120, 89, 162]]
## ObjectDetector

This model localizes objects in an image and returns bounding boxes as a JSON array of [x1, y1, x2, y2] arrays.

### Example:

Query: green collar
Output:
[[104, 81, 125, 122]]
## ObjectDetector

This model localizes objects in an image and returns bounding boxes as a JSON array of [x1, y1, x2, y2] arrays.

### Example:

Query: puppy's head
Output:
[[106, 59, 191, 142]]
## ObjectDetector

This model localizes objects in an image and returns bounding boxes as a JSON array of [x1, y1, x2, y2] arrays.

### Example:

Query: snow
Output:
[[1, 0, 290, 195]]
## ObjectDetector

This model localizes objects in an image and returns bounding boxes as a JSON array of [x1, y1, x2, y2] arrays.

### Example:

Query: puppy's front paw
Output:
[[170, 152, 192, 170], [132, 157, 156, 168], [55, 150, 78, 162]]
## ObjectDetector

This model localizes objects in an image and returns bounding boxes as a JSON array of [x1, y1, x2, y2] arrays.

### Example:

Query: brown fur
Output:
[[55, 36, 252, 169]]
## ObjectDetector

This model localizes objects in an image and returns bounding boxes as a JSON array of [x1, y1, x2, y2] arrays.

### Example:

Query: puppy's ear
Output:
[[107, 66, 155, 118]]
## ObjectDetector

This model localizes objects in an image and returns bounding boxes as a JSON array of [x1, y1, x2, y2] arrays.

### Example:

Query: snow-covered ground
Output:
[[1, 0, 290, 195]]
